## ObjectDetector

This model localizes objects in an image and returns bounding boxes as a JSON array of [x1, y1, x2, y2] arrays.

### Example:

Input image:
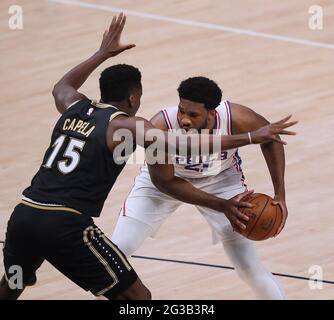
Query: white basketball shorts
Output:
[[119, 165, 247, 244]]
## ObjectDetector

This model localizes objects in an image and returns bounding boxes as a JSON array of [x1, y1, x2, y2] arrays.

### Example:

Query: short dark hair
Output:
[[99, 64, 142, 102], [177, 76, 222, 110]]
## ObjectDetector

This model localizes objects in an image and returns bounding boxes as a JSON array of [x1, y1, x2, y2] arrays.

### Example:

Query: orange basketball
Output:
[[239, 193, 283, 241]]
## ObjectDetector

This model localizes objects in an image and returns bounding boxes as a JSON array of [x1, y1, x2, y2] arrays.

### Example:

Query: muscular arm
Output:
[[230, 102, 289, 235], [107, 110, 296, 156], [148, 162, 229, 211], [230, 103, 285, 199], [52, 14, 135, 114], [52, 53, 104, 114]]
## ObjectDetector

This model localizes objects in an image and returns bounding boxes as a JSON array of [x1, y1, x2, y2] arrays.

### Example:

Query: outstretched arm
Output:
[[108, 114, 297, 154], [52, 13, 135, 114]]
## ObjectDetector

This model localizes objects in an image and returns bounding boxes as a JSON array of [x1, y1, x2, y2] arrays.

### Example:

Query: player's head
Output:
[[177, 77, 222, 131], [99, 64, 142, 115]]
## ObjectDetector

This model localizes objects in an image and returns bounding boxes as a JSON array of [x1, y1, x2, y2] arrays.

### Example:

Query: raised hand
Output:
[[251, 115, 298, 145], [99, 13, 135, 58]]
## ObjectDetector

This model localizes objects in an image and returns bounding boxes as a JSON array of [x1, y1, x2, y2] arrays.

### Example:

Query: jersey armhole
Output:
[[105, 111, 130, 158], [226, 100, 233, 135], [161, 109, 173, 129], [109, 111, 128, 122], [222, 100, 232, 135], [66, 99, 84, 110]]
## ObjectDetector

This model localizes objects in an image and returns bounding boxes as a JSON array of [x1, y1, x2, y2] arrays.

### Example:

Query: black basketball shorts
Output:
[[3, 202, 138, 299]]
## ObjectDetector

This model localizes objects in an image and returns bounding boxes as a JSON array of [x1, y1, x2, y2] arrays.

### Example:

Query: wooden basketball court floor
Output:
[[0, 0, 334, 299]]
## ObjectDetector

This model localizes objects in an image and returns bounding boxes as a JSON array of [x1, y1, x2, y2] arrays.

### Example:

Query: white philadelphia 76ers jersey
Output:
[[160, 100, 243, 179]]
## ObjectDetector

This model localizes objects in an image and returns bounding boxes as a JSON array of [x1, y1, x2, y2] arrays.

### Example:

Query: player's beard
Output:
[[180, 115, 209, 133], [198, 115, 209, 133]]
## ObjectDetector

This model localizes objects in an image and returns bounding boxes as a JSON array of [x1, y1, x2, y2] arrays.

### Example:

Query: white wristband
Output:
[[248, 132, 252, 144]]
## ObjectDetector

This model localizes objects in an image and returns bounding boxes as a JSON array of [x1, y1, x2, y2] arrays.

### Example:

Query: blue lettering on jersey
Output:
[[174, 151, 228, 172]]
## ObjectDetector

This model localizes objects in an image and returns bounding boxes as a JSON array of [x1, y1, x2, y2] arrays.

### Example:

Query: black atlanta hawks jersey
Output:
[[23, 98, 130, 217]]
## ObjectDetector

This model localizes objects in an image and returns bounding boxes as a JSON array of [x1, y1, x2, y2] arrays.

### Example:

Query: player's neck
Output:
[[100, 100, 131, 115]]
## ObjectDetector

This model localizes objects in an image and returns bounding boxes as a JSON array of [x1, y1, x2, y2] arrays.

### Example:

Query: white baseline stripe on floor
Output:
[[49, 0, 334, 50]]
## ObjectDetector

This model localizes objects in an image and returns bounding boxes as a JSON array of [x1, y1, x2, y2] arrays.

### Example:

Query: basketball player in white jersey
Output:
[[111, 77, 291, 299]]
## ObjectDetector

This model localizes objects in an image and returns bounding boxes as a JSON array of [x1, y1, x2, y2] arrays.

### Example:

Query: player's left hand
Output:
[[272, 196, 288, 236], [251, 115, 298, 145], [99, 13, 136, 58]]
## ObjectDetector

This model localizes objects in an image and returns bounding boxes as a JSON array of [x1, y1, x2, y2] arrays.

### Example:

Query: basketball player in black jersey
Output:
[[0, 13, 297, 300]]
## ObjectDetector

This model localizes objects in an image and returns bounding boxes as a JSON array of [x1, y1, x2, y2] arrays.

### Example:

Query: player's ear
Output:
[[208, 109, 216, 119], [128, 94, 135, 109]]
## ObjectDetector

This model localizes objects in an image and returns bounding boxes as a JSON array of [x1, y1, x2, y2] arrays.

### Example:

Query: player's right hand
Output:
[[251, 115, 298, 145], [223, 190, 254, 232], [99, 13, 136, 58]]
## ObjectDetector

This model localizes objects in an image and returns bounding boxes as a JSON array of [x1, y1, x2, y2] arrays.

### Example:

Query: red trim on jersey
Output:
[[224, 101, 231, 135], [161, 110, 169, 129], [163, 109, 173, 129], [122, 200, 126, 216]]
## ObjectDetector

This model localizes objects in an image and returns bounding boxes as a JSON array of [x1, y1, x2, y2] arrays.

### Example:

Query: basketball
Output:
[[239, 193, 283, 241]]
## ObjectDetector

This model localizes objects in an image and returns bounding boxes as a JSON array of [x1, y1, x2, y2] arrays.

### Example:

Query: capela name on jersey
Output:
[[62, 118, 95, 137]]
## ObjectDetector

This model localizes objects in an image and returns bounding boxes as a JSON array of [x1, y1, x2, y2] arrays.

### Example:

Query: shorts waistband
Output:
[[21, 196, 82, 215]]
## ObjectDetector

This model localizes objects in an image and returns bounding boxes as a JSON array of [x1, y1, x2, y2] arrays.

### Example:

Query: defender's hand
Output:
[[222, 190, 254, 231], [99, 13, 135, 57], [251, 115, 298, 145]]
